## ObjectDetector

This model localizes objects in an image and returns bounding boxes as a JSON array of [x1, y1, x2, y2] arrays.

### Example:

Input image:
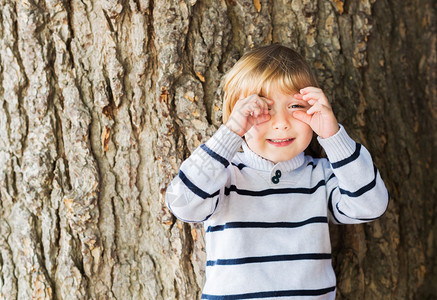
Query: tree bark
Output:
[[0, 0, 435, 299]]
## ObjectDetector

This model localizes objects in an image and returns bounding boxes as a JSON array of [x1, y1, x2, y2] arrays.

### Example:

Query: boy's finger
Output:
[[300, 87, 322, 94], [252, 106, 263, 117], [308, 99, 316, 106], [308, 102, 332, 116], [255, 113, 271, 125], [302, 91, 322, 101], [257, 98, 271, 113], [259, 97, 274, 107], [292, 111, 311, 125], [293, 93, 304, 100], [304, 93, 331, 108], [306, 102, 324, 115]]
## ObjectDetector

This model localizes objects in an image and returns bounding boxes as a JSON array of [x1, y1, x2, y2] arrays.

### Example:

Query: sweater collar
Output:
[[240, 142, 305, 172]]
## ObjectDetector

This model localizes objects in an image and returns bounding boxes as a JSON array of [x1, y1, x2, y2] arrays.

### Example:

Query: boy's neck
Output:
[[241, 142, 305, 172]]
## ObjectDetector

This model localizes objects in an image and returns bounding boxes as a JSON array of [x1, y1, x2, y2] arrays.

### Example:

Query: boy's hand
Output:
[[292, 87, 339, 139], [225, 94, 273, 137]]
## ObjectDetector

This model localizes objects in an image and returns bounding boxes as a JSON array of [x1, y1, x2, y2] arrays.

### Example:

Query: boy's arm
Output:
[[318, 125, 390, 224], [293, 87, 388, 223], [165, 125, 242, 222]]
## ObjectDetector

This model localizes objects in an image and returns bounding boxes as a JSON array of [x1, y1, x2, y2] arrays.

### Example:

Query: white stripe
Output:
[[203, 260, 336, 298]]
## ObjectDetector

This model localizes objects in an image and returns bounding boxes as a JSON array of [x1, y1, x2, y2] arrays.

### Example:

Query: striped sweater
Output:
[[165, 125, 389, 299]]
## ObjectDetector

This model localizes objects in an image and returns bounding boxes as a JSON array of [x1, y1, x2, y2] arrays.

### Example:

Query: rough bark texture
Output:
[[0, 0, 435, 299]]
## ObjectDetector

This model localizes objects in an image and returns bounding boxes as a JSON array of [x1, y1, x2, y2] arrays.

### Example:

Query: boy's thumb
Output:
[[292, 111, 311, 125]]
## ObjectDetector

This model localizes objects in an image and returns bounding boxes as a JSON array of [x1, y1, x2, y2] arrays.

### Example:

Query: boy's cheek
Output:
[[245, 125, 265, 141]]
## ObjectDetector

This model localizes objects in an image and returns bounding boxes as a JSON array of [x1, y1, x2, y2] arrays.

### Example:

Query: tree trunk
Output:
[[0, 0, 435, 299]]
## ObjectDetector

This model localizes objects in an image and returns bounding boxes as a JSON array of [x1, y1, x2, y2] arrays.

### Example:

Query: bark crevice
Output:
[[0, 0, 435, 298]]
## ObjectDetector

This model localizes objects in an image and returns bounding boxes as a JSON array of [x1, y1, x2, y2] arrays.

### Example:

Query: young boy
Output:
[[165, 44, 389, 299]]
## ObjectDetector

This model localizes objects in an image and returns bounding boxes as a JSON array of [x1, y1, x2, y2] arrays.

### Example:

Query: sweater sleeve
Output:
[[165, 125, 243, 222], [317, 125, 389, 224]]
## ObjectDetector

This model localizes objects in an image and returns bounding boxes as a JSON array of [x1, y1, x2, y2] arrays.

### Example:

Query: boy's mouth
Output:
[[267, 138, 295, 146]]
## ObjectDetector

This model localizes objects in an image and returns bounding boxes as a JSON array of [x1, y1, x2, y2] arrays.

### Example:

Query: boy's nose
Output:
[[272, 110, 290, 130]]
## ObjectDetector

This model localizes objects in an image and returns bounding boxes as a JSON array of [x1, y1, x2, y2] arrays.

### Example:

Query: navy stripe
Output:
[[200, 144, 230, 167], [327, 188, 342, 224], [224, 179, 325, 197], [336, 190, 389, 221], [339, 165, 378, 197], [327, 172, 336, 182], [231, 162, 246, 170], [201, 198, 221, 222], [307, 161, 316, 169], [207, 253, 331, 267], [202, 286, 336, 299], [167, 200, 216, 223], [336, 202, 381, 221], [168, 197, 220, 223], [206, 216, 328, 233], [331, 143, 361, 169], [178, 170, 220, 199]]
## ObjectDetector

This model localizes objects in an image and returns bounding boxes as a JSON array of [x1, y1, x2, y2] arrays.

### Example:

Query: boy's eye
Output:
[[289, 104, 305, 109]]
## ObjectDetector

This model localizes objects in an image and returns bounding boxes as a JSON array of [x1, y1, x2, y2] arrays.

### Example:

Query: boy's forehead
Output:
[[260, 82, 299, 96], [238, 79, 300, 100], [262, 89, 299, 99]]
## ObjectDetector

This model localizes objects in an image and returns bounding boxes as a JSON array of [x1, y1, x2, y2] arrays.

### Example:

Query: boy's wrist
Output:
[[225, 121, 245, 137], [317, 124, 356, 163], [205, 125, 243, 160], [318, 124, 340, 139]]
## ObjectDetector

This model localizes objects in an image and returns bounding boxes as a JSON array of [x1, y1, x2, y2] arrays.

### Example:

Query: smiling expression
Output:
[[244, 89, 313, 163]]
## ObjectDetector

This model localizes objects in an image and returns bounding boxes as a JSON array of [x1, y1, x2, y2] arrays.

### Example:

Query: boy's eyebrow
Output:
[[257, 94, 308, 105]]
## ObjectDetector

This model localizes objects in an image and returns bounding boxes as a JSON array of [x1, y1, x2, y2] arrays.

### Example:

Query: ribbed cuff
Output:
[[317, 124, 357, 163], [205, 125, 243, 161]]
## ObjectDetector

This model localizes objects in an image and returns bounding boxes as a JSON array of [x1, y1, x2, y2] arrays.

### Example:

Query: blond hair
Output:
[[222, 44, 319, 124]]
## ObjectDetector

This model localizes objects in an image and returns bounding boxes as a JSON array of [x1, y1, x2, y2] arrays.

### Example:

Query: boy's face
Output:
[[244, 88, 313, 163]]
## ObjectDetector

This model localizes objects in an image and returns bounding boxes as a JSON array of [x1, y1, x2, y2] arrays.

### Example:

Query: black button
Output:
[[271, 170, 281, 184]]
